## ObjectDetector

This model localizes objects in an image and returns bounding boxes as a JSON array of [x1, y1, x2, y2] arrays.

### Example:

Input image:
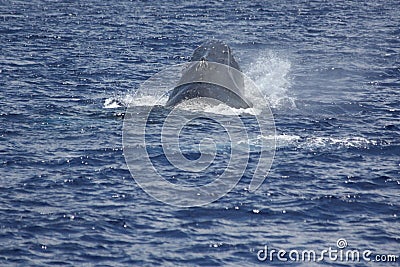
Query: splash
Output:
[[104, 49, 294, 112], [104, 91, 167, 109], [174, 98, 258, 116], [244, 50, 295, 109]]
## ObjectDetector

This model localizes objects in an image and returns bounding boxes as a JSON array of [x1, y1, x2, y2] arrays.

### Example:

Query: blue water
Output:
[[1, 0, 399, 266]]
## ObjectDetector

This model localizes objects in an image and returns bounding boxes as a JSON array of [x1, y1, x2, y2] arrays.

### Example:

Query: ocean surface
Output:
[[1, 0, 399, 266]]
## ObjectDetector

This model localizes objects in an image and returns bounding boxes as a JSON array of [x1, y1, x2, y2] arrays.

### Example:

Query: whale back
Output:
[[165, 40, 252, 109], [191, 40, 241, 72]]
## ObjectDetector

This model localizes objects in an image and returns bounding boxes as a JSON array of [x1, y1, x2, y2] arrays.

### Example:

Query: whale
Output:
[[165, 40, 253, 109]]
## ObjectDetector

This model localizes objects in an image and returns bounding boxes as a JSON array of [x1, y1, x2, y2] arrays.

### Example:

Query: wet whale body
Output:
[[165, 40, 253, 109]]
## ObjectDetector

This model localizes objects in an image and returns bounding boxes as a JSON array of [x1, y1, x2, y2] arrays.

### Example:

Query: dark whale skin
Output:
[[165, 40, 252, 109]]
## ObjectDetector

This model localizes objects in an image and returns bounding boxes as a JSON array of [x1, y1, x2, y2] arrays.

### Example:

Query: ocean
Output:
[[0, 0, 399, 266]]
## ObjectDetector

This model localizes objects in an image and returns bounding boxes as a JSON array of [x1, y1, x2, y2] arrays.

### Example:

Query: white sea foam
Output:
[[259, 134, 377, 149], [304, 136, 378, 149], [173, 99, 257, 116]]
